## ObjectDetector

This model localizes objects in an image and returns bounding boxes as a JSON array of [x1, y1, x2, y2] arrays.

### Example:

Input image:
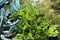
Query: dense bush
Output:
[[12, 0, 60, 40]]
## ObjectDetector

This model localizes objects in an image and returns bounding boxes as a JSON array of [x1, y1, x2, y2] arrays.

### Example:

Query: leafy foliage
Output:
[[12, 0, 60, 40]]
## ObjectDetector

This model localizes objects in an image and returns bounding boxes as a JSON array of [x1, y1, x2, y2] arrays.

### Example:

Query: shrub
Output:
[[13, 0, 59, 40]]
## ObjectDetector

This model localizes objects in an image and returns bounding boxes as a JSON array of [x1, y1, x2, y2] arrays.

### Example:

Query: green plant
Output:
[[12, 0, 59, 40]]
